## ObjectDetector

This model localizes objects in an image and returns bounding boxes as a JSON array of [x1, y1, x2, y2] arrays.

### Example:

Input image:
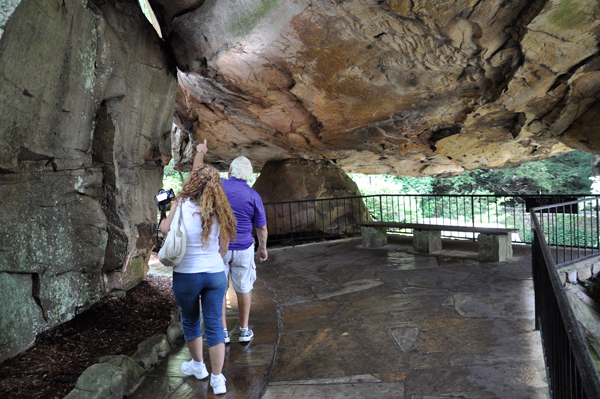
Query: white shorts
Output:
[[223, 245, 256, 294]]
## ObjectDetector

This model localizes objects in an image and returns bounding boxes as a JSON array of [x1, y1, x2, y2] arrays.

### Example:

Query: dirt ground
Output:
[[0, 275, 176, 399]]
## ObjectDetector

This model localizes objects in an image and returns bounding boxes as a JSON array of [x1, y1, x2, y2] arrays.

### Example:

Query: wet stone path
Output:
[[132, 236, 549, 399]]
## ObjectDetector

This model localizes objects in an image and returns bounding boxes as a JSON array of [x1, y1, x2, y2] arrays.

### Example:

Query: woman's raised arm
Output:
[[192, 139, 208, 170]]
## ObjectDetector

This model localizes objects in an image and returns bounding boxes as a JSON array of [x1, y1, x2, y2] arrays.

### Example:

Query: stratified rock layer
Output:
[[156, 0, 599, 176], [0, 0, 176, 362]]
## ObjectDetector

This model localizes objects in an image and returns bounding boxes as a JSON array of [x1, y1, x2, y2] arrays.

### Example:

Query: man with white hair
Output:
[[193, 141, 268, 343], [221, 155, 268, 343]]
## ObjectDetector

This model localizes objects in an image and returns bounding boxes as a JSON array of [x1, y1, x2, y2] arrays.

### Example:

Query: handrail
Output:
[[531, 205, 600, 398], [262, 193, 588, 247], [531, 196, 600, 266], [263, 193, 581, 204]]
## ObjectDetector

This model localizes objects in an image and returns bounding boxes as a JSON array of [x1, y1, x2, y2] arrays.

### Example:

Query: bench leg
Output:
[[478, 233, 512, 262], [361, 226, 388, 247], [413, 229, 442, 253]]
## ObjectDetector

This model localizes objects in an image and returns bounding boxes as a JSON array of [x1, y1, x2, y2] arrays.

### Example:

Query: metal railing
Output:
[[532, 197, 600, 266], [263, 194, 584, 246], [263, 196, 368, 245], [531, 197, 600, 398]]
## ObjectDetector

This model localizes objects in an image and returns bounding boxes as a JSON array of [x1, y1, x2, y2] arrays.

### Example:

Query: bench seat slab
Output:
[[356, 221, 518, 235]]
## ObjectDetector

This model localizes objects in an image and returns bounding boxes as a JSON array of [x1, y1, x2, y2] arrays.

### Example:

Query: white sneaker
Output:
[[224, 328, 231, 344], [181, 360, 208, 379], [211, 373, 227, 395], [239, 327, 254, 343]]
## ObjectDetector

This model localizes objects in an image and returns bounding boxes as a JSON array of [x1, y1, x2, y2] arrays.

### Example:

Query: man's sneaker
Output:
[[239, 327, 254, 343], [210, 373, 227, 395], [224, 329, 231, 344], [181, 360, 208, 379]]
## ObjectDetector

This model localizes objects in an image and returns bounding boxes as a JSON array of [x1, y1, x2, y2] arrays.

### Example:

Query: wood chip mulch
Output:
[[0, 275, 176, 399]]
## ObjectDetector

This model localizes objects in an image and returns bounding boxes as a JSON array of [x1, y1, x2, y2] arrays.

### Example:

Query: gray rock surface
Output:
[[133, 334, 170, 369], [99, 355, 146, 394], [361, 226, 388, 248], [66, 362, 125, 399], [478, 233, 513, 262], [0, 0, 177, 362]]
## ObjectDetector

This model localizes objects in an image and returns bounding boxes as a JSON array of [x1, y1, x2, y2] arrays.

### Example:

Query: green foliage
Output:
[[350, 152, 592, 197], [432, 151, 592, 195], [348, 152, 594, 244], [162, 160, 187, 195], [540, 213, 600, 249]]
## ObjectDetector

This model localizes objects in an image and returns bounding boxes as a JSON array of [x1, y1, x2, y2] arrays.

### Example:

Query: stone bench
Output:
[[357, 221, 519, 262]]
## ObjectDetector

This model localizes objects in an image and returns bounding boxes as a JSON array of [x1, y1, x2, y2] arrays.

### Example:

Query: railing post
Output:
[[532, 223, 540, 331], [471, 196, 476, 241], [288, 202, 294, 247], [531, 205, 600, 398]]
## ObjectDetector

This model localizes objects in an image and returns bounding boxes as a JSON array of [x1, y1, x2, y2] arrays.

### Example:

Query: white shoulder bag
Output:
[[158, 202, 187, 266]]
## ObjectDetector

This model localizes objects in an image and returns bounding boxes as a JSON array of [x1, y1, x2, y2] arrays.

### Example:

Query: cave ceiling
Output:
[[149, 0, 600, 176]]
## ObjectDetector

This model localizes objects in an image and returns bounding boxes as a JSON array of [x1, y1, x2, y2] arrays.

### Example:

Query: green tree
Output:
[[432, 151, 592, 195], [162, 160, 187, 195]]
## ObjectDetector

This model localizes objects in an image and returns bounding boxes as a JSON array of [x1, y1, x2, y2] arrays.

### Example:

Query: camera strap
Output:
[[156, 205, 167, 249]]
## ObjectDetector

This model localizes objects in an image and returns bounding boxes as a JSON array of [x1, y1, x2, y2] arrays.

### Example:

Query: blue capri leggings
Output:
[[172, 271, 227, 347]]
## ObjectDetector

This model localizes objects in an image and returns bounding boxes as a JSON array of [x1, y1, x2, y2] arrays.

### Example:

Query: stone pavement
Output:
[[132, 236, 549, 398]]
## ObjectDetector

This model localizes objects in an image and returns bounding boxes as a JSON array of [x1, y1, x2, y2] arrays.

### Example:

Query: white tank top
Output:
[[173, 199, 225, 274]]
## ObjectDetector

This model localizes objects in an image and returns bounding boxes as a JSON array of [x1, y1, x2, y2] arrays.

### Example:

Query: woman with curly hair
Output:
[[160, 140, 236, 395]]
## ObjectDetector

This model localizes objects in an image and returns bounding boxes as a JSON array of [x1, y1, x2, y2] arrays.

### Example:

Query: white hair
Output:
[[229, 156, 253, 181]]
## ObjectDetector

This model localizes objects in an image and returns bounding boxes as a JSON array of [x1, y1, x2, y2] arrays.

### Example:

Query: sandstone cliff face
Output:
[[155, 0, 599, 176], [0, 0, 176, 362]]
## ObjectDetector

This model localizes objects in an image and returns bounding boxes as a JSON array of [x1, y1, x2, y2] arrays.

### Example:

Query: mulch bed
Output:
[[0, 275, 176, 399]]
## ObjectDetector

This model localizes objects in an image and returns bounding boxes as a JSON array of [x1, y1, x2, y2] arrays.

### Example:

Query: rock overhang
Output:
[[152, 0, 600, 176]]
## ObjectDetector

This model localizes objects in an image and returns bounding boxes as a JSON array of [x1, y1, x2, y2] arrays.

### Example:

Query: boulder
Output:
[[99, 355, 146, 394], [132, 334, 170, 369], [253, 159, 369, 236], [0, 0, 177, 362], [66, 363, 125, 399]]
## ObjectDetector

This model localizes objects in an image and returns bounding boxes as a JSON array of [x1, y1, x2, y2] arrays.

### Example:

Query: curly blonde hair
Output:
[[178, 164, 236, 248]]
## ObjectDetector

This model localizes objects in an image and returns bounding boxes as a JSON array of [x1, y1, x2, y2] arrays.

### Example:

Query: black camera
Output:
[[155, 189, 175, 209]]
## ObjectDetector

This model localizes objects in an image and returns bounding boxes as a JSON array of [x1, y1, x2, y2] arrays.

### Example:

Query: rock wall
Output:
[[0, 0, 177, 362], [253, 159, 369, 236], [152, 0, 599, 177]]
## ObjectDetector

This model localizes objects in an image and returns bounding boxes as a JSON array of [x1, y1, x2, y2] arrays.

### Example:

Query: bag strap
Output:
[[174, 201, 185, 235]]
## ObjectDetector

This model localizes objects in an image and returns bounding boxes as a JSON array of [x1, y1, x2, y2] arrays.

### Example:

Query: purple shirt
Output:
[[222, 177, 267, 250]]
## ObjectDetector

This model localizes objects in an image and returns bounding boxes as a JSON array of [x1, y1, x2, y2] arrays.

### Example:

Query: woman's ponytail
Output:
[[178, 165, 236, 247]]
